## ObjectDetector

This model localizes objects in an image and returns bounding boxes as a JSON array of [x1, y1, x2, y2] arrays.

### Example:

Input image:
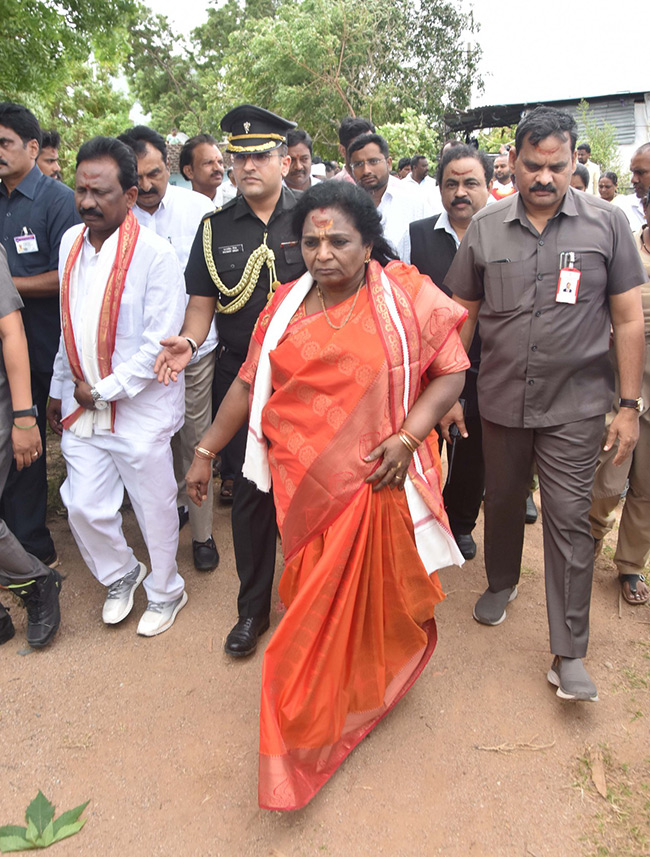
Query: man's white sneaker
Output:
[[102, 562, 147, 625], [137, 591, 188, 637]]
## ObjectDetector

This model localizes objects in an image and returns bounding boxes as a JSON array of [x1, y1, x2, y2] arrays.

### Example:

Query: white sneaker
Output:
[[102, 562, 147, 625], [136, 591, 188, 637]]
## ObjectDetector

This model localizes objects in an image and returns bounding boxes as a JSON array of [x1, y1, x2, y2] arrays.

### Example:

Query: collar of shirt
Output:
[[231, 185, 299, 223], [0, 164, 42, 200], [434, 209, 461, 248], [504, 186, 579, 233]]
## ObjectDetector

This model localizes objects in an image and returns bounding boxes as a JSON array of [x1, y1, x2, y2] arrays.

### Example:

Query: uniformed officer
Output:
[[155, 105, 306, 656]]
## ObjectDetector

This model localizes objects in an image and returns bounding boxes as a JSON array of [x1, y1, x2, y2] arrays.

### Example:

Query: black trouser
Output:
[[215, 346, 278, 617], [0, 369, 54, 561], [440, 370, 485, 536]]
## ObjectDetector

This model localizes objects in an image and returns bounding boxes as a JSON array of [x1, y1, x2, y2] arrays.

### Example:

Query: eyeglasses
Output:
[[232, 151, 275, 166], [350, 156, 386, 171]]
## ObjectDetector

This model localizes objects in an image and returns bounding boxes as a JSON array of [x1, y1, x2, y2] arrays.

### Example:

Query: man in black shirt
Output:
[[157, 105, 306, 656], [0, 102, 79, 565]]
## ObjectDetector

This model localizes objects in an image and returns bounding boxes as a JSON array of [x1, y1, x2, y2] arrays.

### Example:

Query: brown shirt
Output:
[[445, 188, 647, 428]]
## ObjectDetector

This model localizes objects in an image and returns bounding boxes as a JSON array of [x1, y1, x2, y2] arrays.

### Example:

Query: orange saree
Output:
[[239, 260, 469, 810]]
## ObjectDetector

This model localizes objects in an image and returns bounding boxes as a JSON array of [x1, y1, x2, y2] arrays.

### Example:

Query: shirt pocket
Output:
[[281, 241, 303, 267], [572, 251, 607, 299], [484, 260, 526, 313], [214, 249, 248, 277]]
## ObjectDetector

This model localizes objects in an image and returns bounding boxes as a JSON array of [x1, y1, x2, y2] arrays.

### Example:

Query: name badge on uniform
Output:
[[14, 229, 39, 254], [556, 251, 580, 305], [217, 244, 244, 255]]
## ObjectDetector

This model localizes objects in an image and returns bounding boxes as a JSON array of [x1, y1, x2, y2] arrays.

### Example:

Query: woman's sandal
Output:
[[619, 574, 649, 605]]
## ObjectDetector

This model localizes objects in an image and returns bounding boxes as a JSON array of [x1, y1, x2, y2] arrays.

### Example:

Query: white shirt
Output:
[[378, 176, 432, 258], [51, 224, 186, 440], [133, 184, 217, 357], [612, 193, 645, 230], [404, 172, 443, 214], [398, 207, 460, 265]]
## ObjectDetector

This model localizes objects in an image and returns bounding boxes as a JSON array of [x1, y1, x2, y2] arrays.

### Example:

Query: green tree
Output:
[[474, 125, 517, 154], [575, 99, 624, 176], [376, 109, 442, 162]]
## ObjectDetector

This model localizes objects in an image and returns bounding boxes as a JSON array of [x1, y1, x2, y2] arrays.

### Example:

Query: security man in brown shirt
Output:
[[445, 107, 646, 703]]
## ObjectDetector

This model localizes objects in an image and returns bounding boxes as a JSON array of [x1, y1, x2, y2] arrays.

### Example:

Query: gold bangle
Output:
[[194, 446, 217, 460], [13, 420, 38, 430], [400, 428, 422, 447], [397, 432, 417, 455]]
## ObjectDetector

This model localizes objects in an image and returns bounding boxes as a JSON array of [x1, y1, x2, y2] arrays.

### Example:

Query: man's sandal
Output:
[[619, 574, 649, 605]]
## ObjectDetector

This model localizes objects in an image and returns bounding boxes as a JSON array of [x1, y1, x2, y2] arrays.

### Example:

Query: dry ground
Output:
[[2, 457, 649, 857]]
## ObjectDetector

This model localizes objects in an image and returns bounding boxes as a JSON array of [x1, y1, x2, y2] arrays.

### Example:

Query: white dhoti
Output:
[[61, 431, 184, 602]]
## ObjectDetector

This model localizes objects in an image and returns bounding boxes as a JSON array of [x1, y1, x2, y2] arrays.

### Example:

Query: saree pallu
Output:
[[240, 262, 469, 810]]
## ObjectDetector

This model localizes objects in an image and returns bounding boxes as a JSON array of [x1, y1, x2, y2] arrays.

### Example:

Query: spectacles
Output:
[[232, 151, 275, 166], [350, 157, 386, 171]]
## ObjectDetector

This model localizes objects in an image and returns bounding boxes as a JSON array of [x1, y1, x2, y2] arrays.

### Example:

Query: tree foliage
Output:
[[575, 100, 624, 177], [376, 110, 443, 162]]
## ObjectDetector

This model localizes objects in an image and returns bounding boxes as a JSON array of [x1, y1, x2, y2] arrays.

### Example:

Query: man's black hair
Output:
[[514, 106, 578, 153], [397, 157, 411, 171], [576, 142, 591, 154], [338, 117, 375, 149], [0, 101, 42, 147], [41, 129, 61, 150], [76, 137, 138, 192], [117, 125, 167, 162], [347, 133, 389, 161], [179, 133, 219, 181], [410, 154, 427, 170], [435, 144, 493, 188], [286, 128, 313, 155]]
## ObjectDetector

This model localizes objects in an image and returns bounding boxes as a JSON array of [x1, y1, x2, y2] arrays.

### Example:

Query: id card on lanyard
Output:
[[556, 251, 580, 304], [14, 227, 39, 255]]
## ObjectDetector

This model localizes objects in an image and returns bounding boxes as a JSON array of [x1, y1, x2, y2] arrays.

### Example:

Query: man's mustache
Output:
[[80, 208, 103, 218], [451, 197, 472, 206], [529, 182, 555, 193]]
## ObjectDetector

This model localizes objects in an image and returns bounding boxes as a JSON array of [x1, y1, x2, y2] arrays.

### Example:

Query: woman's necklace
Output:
[[316, 278, 365, 330]]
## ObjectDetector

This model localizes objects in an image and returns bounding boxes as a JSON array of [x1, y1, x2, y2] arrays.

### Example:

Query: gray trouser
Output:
[[481, 415, 604, 659], [0, 428, 50, 620]]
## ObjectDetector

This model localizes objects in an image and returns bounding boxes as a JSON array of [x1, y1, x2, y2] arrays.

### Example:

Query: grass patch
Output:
[[576, 745, 650, 857]]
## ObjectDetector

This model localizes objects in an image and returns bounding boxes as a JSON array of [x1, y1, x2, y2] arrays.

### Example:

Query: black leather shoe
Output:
[[15, 568, 62, 648], [455, 533, 477, 560], [224, 615, 270, 658], [525, 492, 538, 524], [178, 506, 190, 531], [0, 609, 15, 645], [193, 536, 219, 572]]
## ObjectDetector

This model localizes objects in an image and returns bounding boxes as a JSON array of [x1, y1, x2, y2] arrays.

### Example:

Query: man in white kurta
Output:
[[117, 125, 219, 572], [47, 137, 188, 636]]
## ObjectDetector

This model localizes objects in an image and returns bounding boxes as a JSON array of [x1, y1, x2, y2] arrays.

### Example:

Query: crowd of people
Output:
[[0, 97, 648, 811]]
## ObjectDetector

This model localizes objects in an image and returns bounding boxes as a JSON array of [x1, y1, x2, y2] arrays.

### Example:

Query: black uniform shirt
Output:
[[0, 165, 80, 373], [185, 186, 306, 357]]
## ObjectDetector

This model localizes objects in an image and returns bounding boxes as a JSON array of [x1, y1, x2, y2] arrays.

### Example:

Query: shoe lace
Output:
[[143, 601, 166, 614], [106, 569, 140, 600]]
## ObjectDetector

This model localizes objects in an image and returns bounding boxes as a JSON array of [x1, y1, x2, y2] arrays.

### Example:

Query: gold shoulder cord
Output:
[[202, 219, 280, 314]]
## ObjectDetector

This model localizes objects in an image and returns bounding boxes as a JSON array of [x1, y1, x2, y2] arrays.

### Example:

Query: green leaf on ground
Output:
[[51, 801, 89, 836], [24, 794, 54, 837], [1, 794, 89, 852], [0, 834, 37, 853]]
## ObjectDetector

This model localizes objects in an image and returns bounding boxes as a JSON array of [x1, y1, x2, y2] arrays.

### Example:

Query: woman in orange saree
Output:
[[185, 181, 469, 811]]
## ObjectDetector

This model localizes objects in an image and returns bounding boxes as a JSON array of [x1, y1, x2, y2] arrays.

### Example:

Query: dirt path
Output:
[[2, 484, 648, 857]]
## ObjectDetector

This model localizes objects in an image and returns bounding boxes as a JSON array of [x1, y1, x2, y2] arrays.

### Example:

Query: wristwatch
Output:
[[12, 405, 38, 418], [90, 387, 109, 411], [619, 397, 644, 412]]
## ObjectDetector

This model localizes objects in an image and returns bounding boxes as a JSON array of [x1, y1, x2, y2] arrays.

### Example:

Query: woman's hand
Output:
[[364, 434, 412, 492], [185, 456, 212, 506], [12, 423, 42, 471]]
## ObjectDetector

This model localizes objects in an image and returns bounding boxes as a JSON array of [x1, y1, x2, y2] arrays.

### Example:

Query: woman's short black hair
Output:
[[601, 170, 618, 185], [292, 181, 398, 266], [76, 137, 138, 192]]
